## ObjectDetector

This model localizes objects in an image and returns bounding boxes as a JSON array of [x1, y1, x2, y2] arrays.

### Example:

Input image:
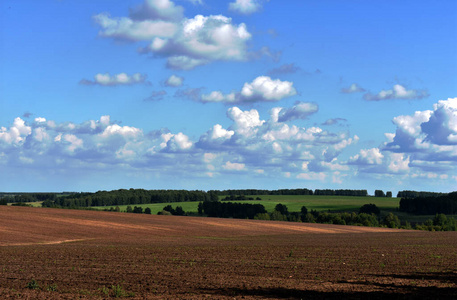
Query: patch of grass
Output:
[[46, 284, 58, 291], [26, 279, 40, 290]]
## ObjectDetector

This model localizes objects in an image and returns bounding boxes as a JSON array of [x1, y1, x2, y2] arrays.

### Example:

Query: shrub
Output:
[[254, 213, 270, 220], [27, 279, 40, 290], [383, 213, 401, 228]]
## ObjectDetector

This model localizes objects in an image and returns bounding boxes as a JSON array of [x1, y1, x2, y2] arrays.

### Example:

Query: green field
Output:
[[93, 195, 400, 215]]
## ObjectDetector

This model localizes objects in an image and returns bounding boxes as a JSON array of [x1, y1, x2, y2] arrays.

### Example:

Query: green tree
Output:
[[174, 206, 185, 216], [270, 210, 287, 221], [383, 213, 400, 228], [126, 206, 133, 213], [375, 190, 386, 197], [144, 207, 151, 214], [359, 204, 380, 216], [274, 203, 289, 216]]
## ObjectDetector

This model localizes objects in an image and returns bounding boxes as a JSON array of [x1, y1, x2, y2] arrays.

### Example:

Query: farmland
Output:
[[93, 194, 400, 214], [1, 206, 456, 299]]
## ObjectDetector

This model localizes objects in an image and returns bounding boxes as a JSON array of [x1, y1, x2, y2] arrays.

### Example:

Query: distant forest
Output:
[[1, 188, 457, 216]]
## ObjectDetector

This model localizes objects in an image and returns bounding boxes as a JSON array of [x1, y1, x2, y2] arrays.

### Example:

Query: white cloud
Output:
[[227, 107, 265, 136], [341, 83, 365, 94], [223, 161, 245, 171], [80, 73, 147, 86], [364, 84, 428, 101], [161, 132, 193, 151], [387, 153, 410, 173], [93, 13, 178, 41], [240, 76, 296, 102], [129, 0, 184, 22], [165, 74, 184, 87], [63, 134, 84, 153], [100, 124, 142, 139], [296, 172, 326, 181], [0, 117, 32, 145], [349, 148, 384, 165], [274, 102, 318, 122], [201, 76, 296, 103], [139, 14, 252, 69], [229, 0, 264, 15], [209, 124, 234, 140], [93, 1, 273, 70]]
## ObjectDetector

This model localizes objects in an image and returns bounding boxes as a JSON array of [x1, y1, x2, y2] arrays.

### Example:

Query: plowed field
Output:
[[1, 206, 456, 299]]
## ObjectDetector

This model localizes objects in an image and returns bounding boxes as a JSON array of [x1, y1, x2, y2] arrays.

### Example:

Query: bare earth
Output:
[[1, 206, 456, 299]]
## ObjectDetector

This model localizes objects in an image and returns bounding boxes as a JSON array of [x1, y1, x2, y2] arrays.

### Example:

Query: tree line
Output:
[[0, 193, 58, 204], [314, 189, 369, 196], [42, 189, 218, 208], [209, 189, 314, 196], [399, 192, 457, 215]]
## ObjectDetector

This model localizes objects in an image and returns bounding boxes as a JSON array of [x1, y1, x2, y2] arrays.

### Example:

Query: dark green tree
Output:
[[375, 190, 386, 197], [274, 203, 289, 216], [359, 204, 380, 216], [144, 207, 152, 214], [383, 213, 400, 228]]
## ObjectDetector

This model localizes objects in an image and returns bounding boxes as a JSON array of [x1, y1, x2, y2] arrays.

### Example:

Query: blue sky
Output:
[[1, 0, 457, 194]]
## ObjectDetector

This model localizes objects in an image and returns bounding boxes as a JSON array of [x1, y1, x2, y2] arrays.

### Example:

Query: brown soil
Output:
[[1, 206, 456, 299]]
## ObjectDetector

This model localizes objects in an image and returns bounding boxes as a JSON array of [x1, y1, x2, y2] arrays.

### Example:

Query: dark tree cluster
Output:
[[0, 193, 58, 204], [359, 204, 380, 215], [221, 195, 261, 201], [209, 189, 314, 196], [42, 189, 218, 208], [199, 201, 267, 219], [397, 190, 446, 199], [159, 205, 186, 216], [399, 192, 457, 215], [314, 189, 368, 196]]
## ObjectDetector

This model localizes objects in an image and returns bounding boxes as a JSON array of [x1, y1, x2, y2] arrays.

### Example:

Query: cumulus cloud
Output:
[[227, 107, 265, 136], [272, 102, 318, 123], [139, 14, 251, 69], [165, 74, 184, 87], [0, 117, 32, 145], [0, 104, 364, 187], [229, 0, 266, 15], [201, 76, 296, 103], [93, 13, 178, 41], [363, 84, 429, 101], [421, 98, 457, 145], [267, 63, 300, 76], [80, 73, 148, 86], [223, 161, 245, 171], [349, 97, 457, 181], [341, 83, 365, 94], [349, 148, 384, 165], [93, 0, 272, 70]]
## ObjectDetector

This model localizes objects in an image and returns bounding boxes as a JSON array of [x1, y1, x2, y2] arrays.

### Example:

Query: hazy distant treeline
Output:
[[210, 188, 370, 197], [209, 188, 314, 196], [396, 190, 446, 198], [0, 193, 57, 204], [42, 189, 218, 208]]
